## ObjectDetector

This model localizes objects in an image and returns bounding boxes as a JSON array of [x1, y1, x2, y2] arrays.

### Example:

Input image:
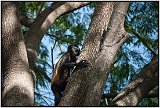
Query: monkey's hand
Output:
[[77, 60, 89, 68], [71, 60, 89, 75]]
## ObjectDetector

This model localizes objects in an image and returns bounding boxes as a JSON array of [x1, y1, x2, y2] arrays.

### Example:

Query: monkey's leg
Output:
[[51, 84, 62, 106], [54, 92, 62, 106]]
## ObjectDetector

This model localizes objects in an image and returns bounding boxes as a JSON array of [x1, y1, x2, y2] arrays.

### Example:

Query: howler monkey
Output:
[[51, 45, 89, 106]]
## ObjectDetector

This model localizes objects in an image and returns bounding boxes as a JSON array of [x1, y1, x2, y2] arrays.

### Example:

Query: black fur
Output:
[[51, 45, 89, 106]]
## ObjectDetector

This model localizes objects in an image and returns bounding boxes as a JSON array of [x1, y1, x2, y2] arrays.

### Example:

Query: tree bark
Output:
[[108, 55, 158, 106], [59, 2, 129, 106], [2, 2, 35, 106]]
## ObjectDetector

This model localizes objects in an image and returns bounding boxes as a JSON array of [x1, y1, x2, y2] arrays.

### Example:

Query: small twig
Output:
[[51, 41, 57, 71], [102, 92, 158, 99], [37, 2, 45, 17]]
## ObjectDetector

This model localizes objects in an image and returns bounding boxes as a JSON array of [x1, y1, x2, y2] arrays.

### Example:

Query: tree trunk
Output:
[[2, 2, 35, 106], [59, 2, 129, 106], [109, 55, 158, 106]]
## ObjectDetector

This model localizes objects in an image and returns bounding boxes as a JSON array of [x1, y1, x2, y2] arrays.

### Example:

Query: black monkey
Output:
[[51, 45, 89, 106]]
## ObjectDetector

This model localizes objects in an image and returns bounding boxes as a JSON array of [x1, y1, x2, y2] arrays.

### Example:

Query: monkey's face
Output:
[[68, 45, 80, 56], [71, 46, 80, 56]]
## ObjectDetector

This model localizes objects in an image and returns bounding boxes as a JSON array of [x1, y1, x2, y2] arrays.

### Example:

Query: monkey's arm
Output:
[[62, 60, 89, 68]]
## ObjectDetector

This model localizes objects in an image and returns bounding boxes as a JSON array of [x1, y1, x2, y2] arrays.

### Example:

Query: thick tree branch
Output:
[[108, 55, 158, 106], [102, 92, 158, 99], [25, 2, 90, 70], [20, 2, 90, 27], [2, 2, 34, 106]]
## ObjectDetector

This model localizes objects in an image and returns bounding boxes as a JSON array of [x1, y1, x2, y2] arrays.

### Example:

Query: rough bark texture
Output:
[[109, 55, 158, 106], [84, 2, 129, 106], [59, 2, 129, 106], [24, 2, 89, 70], [2, 2, 35, 106]]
